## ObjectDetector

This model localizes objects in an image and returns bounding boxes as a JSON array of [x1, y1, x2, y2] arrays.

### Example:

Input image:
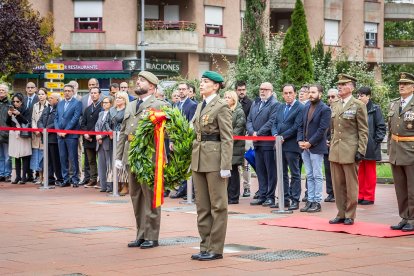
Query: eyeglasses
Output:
[[13, 100, 21, 103], [102, 101, 111, 104], [328, 96, 337, 99], [120, 87, 128, 89], [26, 87, 35, 89]]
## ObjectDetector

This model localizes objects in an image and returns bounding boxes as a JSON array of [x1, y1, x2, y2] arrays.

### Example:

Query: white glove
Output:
[[220, 170, 231, 178], [115, 159, 123, 169]]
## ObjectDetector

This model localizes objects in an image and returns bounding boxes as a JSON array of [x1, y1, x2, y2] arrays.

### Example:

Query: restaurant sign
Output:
[[123, 60, 181, 73], [34, 61, 123, 71]]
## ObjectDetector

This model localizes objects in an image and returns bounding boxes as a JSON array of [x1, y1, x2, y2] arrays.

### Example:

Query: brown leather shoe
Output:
[[120, 183, 129, 196], [84, 181, 97, 188]]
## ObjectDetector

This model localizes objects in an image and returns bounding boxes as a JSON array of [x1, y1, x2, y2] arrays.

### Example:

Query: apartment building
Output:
[[14, 0, 414, 91]]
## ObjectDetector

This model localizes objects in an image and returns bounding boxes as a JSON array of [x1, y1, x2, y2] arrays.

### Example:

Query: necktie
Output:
[[400, 99, 405, 113], [64, 101, 69, 111], [179, 101, 184, 110], [136, 100, 143, 113], [27, 97, 32, 109], [201, 100, 207, 111], [259, 101, 265, 110], [283, 104, 291, 120]]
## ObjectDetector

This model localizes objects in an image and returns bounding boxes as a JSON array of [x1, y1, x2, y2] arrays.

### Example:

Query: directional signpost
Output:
[[44, 62, 64, 96]]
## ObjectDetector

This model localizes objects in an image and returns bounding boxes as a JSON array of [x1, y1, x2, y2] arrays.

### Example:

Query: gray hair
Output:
[[0, 83, 9, 92]]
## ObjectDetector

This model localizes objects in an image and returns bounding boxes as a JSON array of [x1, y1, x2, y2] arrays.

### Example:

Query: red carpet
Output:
[[259, 216, 414, 238]]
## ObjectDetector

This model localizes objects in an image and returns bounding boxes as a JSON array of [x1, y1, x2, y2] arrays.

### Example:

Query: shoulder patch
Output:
[[391, 97, 400, 102]]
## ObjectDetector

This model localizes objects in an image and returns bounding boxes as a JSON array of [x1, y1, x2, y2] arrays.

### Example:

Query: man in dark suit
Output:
[[236, 80, 253, 197], [170, 82, 197, 199], [22, 82, 39, 121], [297, 84, 331, 212], [247, 82, 279, 206], [38, 92, 63, 185], [54, 84, 83, 187], [271, 84, 305, 210], [81, 87, 103, 188]]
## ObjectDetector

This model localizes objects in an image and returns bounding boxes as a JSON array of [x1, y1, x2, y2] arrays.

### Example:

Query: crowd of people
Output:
[[1, 69, 414, 241]]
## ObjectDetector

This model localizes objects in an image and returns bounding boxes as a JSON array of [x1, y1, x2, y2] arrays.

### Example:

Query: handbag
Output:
[[244, 147, 256, 172], [19, 123, 31, 138]]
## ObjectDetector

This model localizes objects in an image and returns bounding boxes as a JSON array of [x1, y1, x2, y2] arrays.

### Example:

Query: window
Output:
[[145, 5, 159, 20], [204, 6, 223, 37], [324, 20, 339, 46], [74, 0, 103, 32], [164, 5, 179, 22], [365, 22, 378, 48]]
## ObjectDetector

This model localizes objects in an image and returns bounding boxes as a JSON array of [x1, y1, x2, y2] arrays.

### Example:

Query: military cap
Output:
[[337, 73, 357, 84], [397, 72, 414, 84], [138, 71, 159, 85], [202, 71, 224, 83]]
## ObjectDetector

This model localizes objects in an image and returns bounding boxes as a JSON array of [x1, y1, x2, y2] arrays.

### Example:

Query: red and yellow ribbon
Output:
[[148, 109, 167, 208]]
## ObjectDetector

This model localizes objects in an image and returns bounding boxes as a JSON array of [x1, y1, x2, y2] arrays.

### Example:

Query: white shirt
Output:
[[401, 94, 413, 110], [342, 95, 352, 107], [204, 94, 217, 105], [141, 94, 152, 103]]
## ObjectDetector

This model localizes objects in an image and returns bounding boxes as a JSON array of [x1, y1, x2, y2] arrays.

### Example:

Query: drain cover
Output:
[[230, 213, 285, 220], [235, 250, 326, 262], [91, 200, 129, 205], [55, 226, 129, 234], [163, 206, 196, 212], [159, 236, 200, 246]]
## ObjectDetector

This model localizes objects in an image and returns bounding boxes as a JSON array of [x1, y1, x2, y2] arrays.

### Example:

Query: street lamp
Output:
[[140, 0, 147, 71]]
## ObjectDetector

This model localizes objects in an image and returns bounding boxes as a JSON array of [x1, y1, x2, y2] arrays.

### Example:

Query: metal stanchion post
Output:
[[271, 135, 292, 214], [39, 128, 54, 190], [110, 131, 119, 197]]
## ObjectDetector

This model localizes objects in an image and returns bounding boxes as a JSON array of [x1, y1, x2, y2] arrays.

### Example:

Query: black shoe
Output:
[[270, 201, 291, 208], [253, 191, 260, 199], [329, 217, 345, 224], [100, 189, 107, 192], [358, 199, 363, 204], [11, 178, 21, 184], [0, 176, 5, 182], [182, 194, 194, 200], [344, 218, 354, 225], [27, 177, 34, 183], [391, 220, 408, 230], [191, 251, 207, 260], [300, 201, 312, 212], [198, 252, 223, 261], [242, 188, 250, 197], [170, 190, 186, 199], [262, 199, 275, 207], [128, 239, 145, 248], [324, 195, 335, 202], [250, 199, 265, 206], [301, 196, 308, 202], [164, 190, 170, 197], [228, 200, 239, 204], [359, 200, 374, 205], [5, 176, 11, 182], [140, 240, 159, 249], [72, 182, 79, 188], [18, 180, 26, 184], [59, 181, 70, 187], [288, 201, 299, 211], [307, 202, 321, 213], [402, 223, 414, 232], [79, 179, 90, 185]]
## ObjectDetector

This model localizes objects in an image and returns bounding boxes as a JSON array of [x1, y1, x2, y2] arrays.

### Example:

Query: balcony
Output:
[[63, 32, 136, 51], [384, 40, 414, 63], [385, 1, 414, 20], [137, 21, 198, 52]]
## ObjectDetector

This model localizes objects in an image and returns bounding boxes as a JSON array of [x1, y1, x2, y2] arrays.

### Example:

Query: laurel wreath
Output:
[[128, 106, 195, 189]]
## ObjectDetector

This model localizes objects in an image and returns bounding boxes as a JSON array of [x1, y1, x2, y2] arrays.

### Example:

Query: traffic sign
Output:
[[45, 63, 64, 70], [45, 82, 64, 89], [44, 73, 65, 80]]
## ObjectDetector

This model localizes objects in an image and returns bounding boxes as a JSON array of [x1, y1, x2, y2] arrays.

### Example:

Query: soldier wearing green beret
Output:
[[388, 72, 414, 232], [329, 74, 369, 225], [190, 71, 233, 261]]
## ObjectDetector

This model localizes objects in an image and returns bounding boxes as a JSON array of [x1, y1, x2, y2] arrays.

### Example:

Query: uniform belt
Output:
[[127, 134, 134, 142], [196, 133, 221, 142], [391, 134, 414, 142]]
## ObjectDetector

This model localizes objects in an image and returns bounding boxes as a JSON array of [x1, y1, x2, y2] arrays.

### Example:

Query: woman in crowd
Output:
[[31, 88, 48, 184], [224, 90, 246, 204], [110, 91, 129, 195], [7, 93, 32, 184], [357, 87, 386, 205], [171, 90, 180, 104], [96, 96, 114, 193]]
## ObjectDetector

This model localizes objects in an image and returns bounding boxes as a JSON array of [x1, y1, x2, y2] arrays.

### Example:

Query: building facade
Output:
[[14, 0, 414, 92]]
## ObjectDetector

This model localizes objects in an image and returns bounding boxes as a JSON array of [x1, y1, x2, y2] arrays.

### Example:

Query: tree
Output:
[[311, 38, 337, 93], [0, 0, 60, 82], [280, 0, 314, 87]]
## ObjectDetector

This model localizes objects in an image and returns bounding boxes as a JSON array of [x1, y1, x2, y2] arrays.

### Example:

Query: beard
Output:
[[135, 87, 148, 95]]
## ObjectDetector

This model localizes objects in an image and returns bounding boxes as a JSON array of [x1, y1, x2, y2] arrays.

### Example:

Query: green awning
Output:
[[14, 73, 40, 79]]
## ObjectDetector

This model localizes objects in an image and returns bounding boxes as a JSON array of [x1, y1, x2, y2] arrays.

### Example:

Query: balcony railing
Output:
[[138, 21, 196, 31], [385, 40, 414, 47]]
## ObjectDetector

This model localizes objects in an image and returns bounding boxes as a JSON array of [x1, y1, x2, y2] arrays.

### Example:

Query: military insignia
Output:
[[401, 73, 406, 79], [140, 109, 149, 119], [408, 123, 413, 129], [202, 114, 210, 126], [404, 111, 414, 122]]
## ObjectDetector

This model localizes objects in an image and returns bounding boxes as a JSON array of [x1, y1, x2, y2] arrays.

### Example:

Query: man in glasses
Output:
[[120, 81, 136, 101], [323, 88, 339, 203]]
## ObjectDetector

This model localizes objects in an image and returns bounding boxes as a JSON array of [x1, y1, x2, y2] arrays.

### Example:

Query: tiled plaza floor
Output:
[[1, 178, 413, 275]]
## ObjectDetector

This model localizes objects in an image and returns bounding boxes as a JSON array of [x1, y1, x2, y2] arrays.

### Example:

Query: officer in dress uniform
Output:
[[115, 71, 169, 249], [388, 72, 414, 232], [190, 71, 233, 261], [329, 74, 369, 225]]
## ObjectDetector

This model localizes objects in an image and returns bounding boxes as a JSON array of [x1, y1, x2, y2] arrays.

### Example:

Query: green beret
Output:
[[397, 72, 414, 84], [202, 71, 224, 83], [138, 71, 159, 85], [337, 73, 357, 84]]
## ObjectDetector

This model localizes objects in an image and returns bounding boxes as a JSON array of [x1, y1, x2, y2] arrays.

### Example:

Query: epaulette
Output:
[[217, 98, 227, 105], [390, 97, 400, 102]]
